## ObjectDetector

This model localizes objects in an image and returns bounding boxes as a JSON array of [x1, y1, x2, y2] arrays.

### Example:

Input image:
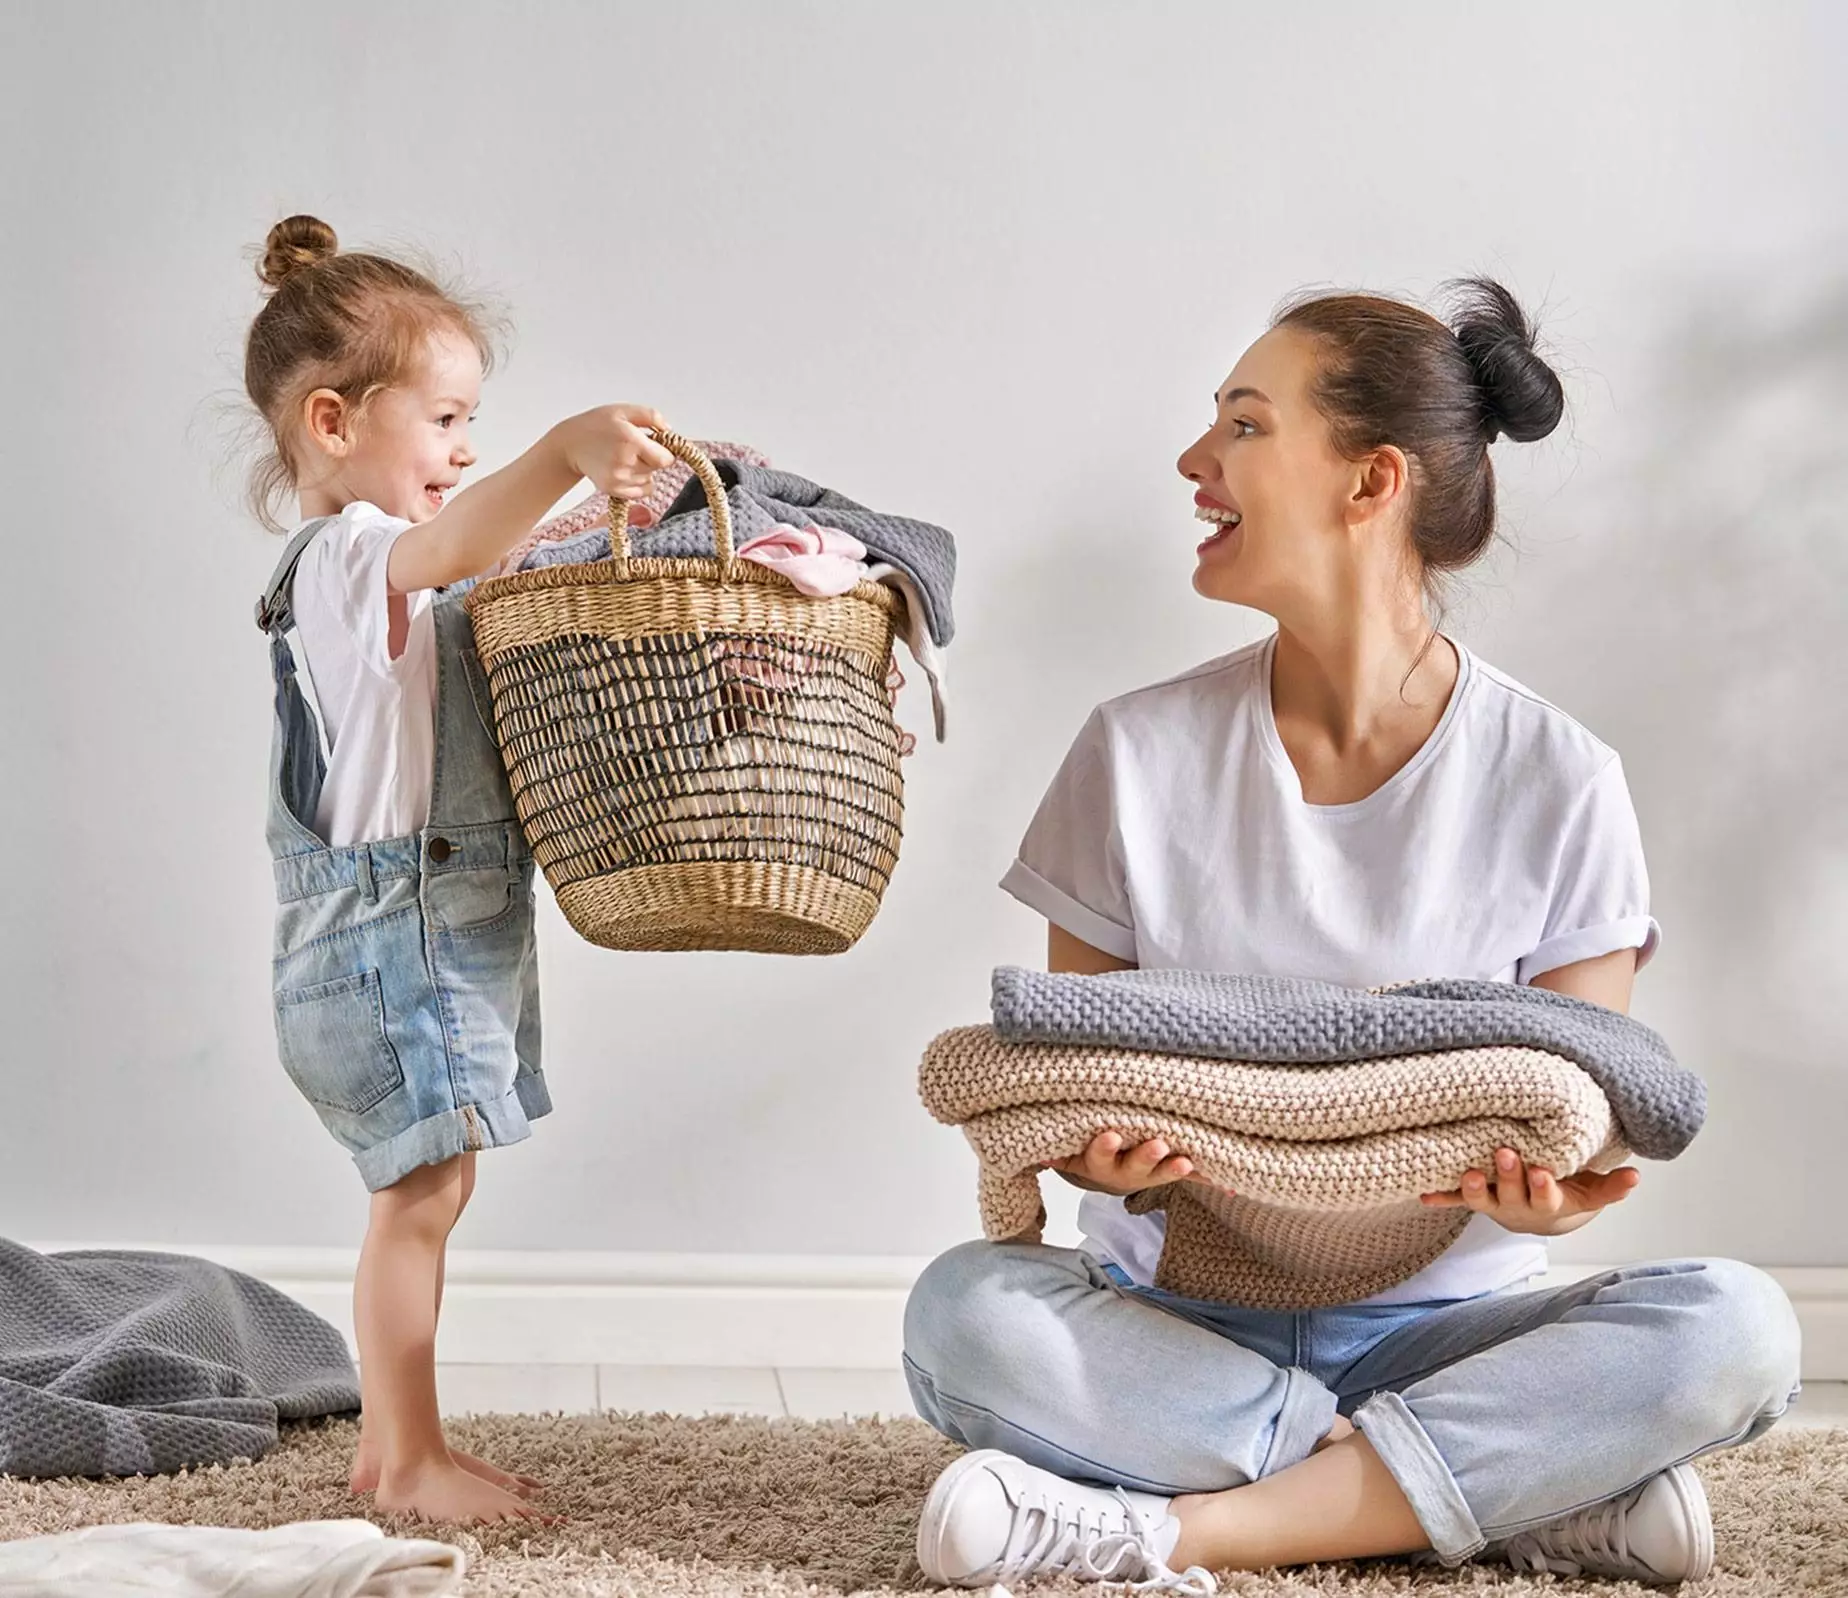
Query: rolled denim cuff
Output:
[[1353, 1389, 1485, 1563], [1258, 1366, 1340, 1477]]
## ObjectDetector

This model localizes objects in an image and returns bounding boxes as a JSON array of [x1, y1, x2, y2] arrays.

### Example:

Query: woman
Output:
[[903, 281, 1801, 1591]]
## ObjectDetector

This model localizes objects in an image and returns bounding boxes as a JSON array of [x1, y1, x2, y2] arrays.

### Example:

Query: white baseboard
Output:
[[28, 1245, 928, 1371], [27, 1245, 1848, 1381]]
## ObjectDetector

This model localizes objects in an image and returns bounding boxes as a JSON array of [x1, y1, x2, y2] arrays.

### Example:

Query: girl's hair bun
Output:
[[258, 215, 338, 291]]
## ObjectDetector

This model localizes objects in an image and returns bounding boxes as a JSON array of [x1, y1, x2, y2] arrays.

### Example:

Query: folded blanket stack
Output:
[[919, 970, 1705, 1309]]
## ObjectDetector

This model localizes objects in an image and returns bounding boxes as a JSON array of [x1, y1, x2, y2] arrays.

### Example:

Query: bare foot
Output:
[[374, 1454, 545, 1524], [447, 1448, 544, 1497], [352, 1443, 542, 1499]]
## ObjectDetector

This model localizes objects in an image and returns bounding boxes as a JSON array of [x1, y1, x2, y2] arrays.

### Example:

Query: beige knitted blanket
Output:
[[919, 1027, 1631, 1309]]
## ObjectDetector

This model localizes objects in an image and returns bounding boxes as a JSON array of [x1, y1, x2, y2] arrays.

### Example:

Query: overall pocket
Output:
[[427, 854, 534, 935], [275, 968, 406, 1114]]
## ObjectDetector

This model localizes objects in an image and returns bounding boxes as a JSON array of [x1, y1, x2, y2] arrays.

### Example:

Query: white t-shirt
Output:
[[290, 502, 437, 847], [1000, 633, 1659, 1307]]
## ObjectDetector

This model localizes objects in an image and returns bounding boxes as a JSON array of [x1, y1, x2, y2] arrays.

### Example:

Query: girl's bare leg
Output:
[[351, 1154, 543, 1498], [347, 1154, 537, 1523]]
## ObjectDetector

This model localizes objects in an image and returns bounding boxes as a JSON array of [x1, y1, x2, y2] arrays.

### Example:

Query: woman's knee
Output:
[[1670, 1258, 1802, 1421], [903, 1238, 1096, 1378]]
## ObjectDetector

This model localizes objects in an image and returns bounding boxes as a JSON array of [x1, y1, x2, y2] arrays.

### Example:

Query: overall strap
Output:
[[425, 592, 521, 830], [255, 516, 335, 635], [256, 517, 337, 850]]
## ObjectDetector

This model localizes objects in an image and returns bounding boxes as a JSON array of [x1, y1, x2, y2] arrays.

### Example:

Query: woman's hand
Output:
[[552, 404, 676, 502], [1047, 1132, 1226, 1198], [1421, 1147, 1641, 1237]]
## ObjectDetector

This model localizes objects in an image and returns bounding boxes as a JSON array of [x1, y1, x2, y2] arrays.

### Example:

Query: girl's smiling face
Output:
[[301, 326, 482, 522]]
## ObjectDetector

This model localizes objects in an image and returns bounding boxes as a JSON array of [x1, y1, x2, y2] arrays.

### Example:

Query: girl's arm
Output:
[[387, 404, 672, 593]]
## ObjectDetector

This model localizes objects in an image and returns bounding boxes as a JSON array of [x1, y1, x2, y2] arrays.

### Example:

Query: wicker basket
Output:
[[464, 431, 905, 954]]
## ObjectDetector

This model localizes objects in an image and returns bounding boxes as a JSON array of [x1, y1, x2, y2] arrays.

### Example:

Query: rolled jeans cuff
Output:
[[1353, 1389, 1485, 1563], [1262, 1366, 1341, 1477]]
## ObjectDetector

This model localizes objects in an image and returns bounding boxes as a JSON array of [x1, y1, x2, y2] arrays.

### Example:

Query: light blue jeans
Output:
[[903, 1241, 1802, 1565]]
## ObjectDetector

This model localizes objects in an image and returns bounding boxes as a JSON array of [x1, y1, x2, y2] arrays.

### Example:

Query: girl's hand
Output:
[[553, 404, 676, 501], [1047, 1132, 1227, 1198], [387, 405, 674, 593], [1421, 1147, 1641, 1237]]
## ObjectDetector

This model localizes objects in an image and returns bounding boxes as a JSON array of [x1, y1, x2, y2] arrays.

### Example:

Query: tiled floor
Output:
[[435, 1367, 1848, 1428], [435, 1363, 917, 1420]]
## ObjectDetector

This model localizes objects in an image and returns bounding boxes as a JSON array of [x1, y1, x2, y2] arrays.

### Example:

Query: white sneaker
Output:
[[1491, 1464, 1715, 1583], [916, 1449, 1216, 1593]]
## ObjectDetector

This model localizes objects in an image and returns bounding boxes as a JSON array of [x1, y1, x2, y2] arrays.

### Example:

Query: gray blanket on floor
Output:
[[0, 1240, 359, 1478], [518, 460, 959, 646], [989, 968, 1706, 1160]]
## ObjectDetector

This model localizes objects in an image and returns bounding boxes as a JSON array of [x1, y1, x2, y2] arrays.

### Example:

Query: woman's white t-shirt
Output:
[[1000, 633, 1659, 1307], [289, 502, 437, 847]]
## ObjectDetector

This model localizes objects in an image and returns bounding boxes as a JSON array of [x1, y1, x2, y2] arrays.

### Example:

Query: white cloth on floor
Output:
[[0, 1519, 464, 1598], [867, 561, 948, 742]]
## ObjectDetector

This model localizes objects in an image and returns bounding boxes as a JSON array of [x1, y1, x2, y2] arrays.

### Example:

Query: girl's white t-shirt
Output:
[[289, 502, 437, 847], [1000, 633, 1659, 1307]]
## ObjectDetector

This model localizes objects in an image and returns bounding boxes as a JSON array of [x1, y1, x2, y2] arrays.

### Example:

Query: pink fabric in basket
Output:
[[735, 525, 869, 597]]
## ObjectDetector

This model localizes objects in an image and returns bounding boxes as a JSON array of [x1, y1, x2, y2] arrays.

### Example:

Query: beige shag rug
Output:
[[2, 1414, 1844, 1595]]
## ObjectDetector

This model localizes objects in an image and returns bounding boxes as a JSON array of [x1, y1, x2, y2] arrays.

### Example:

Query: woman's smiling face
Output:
[[1177, 325, 1366, 614]]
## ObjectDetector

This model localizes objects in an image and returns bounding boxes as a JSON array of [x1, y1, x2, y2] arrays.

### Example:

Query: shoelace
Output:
[[1501, 1491, 1634, 1576], [995, 1482, 1217, 1595]]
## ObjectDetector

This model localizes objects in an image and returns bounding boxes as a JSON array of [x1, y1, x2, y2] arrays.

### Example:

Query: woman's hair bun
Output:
[[1448, 277, 1565, 444], [258, 215, 338, 291]]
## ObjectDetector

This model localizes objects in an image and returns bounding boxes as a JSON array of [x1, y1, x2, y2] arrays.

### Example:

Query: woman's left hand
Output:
[[1420, 1147, 1641, 1237]]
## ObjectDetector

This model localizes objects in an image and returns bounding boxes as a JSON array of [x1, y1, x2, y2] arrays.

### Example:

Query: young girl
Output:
[[244, 214, 674, 1524]]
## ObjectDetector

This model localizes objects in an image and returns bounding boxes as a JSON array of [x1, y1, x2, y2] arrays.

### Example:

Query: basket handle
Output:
[[608, 428, 737, 581]]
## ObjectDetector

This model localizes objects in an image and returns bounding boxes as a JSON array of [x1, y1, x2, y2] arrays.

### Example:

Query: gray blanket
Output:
[[518, 460, 958, 647], [0, 1241, 359, 1478], [990, 968, 1705, 1160]]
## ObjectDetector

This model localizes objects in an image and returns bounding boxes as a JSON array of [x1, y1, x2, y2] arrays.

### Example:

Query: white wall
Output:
[[2, 0, 1843, 1272]]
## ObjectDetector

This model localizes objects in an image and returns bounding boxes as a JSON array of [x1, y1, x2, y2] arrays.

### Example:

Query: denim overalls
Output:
[[257, 520, 547, 1191]]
